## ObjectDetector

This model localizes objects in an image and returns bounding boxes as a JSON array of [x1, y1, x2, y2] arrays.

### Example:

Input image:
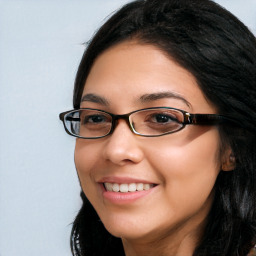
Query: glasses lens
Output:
[[64, 109, 112, 138], [131, 108, 184, 136]]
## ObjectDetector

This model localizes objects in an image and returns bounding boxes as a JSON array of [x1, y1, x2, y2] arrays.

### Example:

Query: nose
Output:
[[103, 119, 144, 166]]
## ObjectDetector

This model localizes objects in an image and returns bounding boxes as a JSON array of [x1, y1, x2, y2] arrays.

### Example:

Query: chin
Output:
[[100, 214, 151, 240], [107, 227, 149, 241]]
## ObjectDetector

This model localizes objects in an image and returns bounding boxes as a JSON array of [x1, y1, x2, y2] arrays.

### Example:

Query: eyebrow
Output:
[[139, 91, 191, 108], [81, 91, 191, 108], [81, 93, 110, 106]]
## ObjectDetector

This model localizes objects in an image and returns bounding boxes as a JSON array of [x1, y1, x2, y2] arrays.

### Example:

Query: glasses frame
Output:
[[59, 107, 236, 139]]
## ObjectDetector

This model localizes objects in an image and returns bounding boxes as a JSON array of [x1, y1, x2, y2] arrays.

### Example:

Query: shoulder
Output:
[[248, 246, 256, 256]]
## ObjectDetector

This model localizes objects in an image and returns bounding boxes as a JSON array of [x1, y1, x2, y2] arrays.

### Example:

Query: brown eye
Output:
[[152, 113, 178, 123], [83, 114, 108, 124], [144, 111, 179, 124]]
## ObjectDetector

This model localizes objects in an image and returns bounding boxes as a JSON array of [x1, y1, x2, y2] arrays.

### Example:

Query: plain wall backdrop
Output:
[[0, 1, 255, 255]]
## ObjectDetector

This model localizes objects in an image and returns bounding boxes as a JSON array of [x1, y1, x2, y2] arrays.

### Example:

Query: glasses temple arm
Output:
[[184, 114, 236, 125]]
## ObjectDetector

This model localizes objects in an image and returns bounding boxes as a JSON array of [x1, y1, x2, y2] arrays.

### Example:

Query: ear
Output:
[[221, 149, 236, 172]]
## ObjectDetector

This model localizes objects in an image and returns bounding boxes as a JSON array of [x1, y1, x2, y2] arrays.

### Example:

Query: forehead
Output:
[[82, 41, 216, 114]]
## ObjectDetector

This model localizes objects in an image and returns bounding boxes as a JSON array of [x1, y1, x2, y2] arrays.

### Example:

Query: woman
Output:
[[59, 0, 256, 255]]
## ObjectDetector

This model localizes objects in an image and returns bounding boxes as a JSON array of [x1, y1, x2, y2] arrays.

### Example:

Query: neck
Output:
[[121, 213, 206, 256]]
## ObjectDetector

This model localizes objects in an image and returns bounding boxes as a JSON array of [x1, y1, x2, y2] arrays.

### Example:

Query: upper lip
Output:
[[97, 176, 157, 184]]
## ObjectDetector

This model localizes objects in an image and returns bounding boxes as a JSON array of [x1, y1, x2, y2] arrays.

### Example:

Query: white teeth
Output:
[[120, 184, 129, 193], [105, 183, 113, 192], [104, 182, 154, 192], [112, 183, 119, 192], [144, 184, 150, 190], [137, 183, 144, 191], [128, 183, 137, 192]]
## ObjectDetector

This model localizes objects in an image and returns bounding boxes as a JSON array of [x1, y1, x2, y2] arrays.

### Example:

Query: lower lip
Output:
[[100, 184, 156, 204]]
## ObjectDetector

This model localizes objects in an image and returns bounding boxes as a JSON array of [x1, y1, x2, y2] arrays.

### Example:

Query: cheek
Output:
[[147, 127, 221, 208], [74, 140, 100, 187], [74, 140, 106, 211]]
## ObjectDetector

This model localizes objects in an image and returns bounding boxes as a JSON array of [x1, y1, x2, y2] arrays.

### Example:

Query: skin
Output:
[[75, 41, 228, 256]]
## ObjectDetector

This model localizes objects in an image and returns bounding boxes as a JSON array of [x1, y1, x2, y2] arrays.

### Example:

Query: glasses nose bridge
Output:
[[111, 113, 134, 133]]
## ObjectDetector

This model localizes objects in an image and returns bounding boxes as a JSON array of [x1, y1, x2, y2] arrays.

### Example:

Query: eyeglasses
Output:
[[59, 107, 234, 139]]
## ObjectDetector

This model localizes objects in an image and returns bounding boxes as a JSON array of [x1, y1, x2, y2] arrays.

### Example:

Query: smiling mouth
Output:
[[103, 182, 156, 193]]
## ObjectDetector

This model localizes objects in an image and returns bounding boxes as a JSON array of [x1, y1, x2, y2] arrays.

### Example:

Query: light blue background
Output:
[[0, 1, 255, 255]]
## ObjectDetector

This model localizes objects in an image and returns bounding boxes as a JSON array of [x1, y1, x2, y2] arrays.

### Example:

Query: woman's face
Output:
[[75, 41, 221, 244]]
